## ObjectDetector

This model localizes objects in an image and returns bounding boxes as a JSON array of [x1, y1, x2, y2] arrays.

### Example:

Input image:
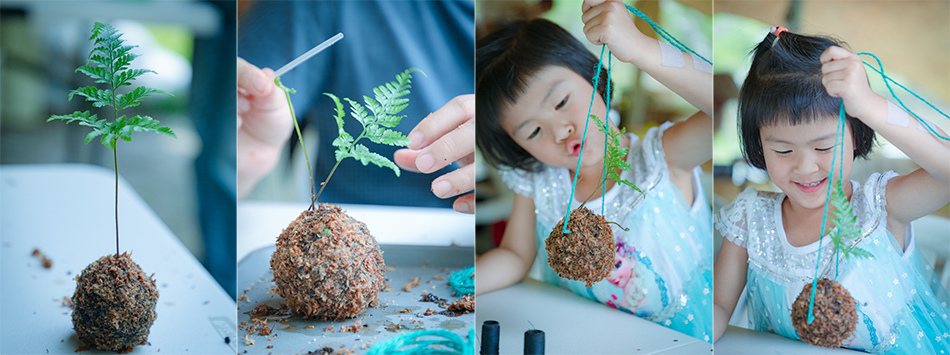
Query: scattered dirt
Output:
[[403, 277, 421, 292], [791, 278, 858, 348], [71, 252, 158, 352], [545, 206, 614, 287], [270, 204, 385, 320], [32, 248, 52, 268]]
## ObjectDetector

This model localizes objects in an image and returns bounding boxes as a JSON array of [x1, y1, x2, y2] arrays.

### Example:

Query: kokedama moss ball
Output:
[[72, 252, 158, 352], [546, 206, 614, 287], [270, 203, 385, 319], [791, 278, 858, 348]]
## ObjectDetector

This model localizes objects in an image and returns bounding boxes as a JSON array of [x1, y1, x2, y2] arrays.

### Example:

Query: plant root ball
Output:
[[545, 206, 614, 287], [791, 278, 858, 348], [270, 203, 385, 320], [72, 252, 158, 353]]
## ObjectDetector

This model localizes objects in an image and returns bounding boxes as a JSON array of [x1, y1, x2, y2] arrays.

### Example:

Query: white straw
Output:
[[274, 32, 344, 78]]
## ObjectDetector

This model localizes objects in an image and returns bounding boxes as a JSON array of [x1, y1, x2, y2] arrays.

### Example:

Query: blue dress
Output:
[[499, 122, 714, 342], [716, 171, 950, 353]]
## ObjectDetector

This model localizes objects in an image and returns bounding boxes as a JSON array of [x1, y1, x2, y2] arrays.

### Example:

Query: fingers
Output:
[[393, 148, 422, 173], [581, 0, 609, 14], [431, 162, 475, 200], [819, 45, 854, 65], [237, 57, 274, 97], [407, 94, 474, 150], [414, 118, 474, 174], [453, 193, 475, 214]]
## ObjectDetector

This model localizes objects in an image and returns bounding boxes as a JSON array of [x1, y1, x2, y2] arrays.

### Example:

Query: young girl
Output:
[[714, 27, 950, 352], [474, 0, 714, 341]]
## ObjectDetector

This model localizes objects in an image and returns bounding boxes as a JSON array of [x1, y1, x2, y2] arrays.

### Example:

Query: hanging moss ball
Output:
[[72, 252, 158, 352], [791, 278, 858, 348], [270, 204, 386, 320], [545, 206, 614, 287]]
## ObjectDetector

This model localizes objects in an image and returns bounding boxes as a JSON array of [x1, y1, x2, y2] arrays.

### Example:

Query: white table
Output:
[[237, 200, 475, 261], [476, 278, 712, 354], [716, 326, 862, 354], [0, 164, 236, 354]]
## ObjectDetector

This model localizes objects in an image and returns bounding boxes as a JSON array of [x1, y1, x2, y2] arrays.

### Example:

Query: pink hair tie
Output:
[[770, 26, 788, 47]]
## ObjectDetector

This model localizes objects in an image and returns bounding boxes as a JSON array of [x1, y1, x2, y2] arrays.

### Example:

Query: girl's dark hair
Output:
[[738, 30, 876, 170], [476, 18, 611, 171]]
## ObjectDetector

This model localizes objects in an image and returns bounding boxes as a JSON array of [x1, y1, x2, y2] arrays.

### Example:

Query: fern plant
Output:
[[47, 22, 176, 255], [827, 179, 872, 259], [275, 68, 420, 211], [592, 114, 642, 197]]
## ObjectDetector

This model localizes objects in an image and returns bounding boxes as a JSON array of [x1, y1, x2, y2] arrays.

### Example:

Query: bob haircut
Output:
[[738, 30, 875, 170], [476, 18, 611, 171]]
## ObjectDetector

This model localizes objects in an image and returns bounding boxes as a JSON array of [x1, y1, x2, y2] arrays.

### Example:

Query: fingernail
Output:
[[408, 131, 424, 149], [432, 180, 452, 197], [254, 73, 269, 94], [417, 153, 435, 172], [455, 201, 470, 213]]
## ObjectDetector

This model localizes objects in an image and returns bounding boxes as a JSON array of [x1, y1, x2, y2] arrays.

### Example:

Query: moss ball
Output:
[[791, 278, 858, 348], [72, 252, 158, 352], [270, 203, 385, 320], [545, 206, 614, 287]]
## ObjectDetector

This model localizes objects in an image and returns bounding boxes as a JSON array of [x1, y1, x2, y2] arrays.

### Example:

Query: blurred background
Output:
[[711, 0, 950, 328], [0, 0, 237, 298], [474, 0, 713, 257]]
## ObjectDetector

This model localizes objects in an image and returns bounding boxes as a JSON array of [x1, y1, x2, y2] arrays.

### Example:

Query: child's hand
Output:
[[581, 0, 646, 63], [820, 46, 882, 120], [237, 57, 293, 198]]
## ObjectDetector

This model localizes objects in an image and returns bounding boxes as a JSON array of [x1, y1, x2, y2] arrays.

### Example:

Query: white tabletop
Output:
[[716, 326, 863, 354], [475, 278, 712, 354], [237, 200, 474, 261], [0, 164, 236, 354]]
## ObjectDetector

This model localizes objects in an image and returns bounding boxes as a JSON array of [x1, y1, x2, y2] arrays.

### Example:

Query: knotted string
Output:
[[624, 4, 712, 65], [449, 266, 474, 296], [859, 52, 950, 141]]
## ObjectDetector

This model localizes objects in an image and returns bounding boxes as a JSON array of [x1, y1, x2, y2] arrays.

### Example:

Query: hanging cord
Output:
[[859, 52, 950, 141], [600, 54, 614, 216], [805, 103, 846, 324], [563, 45, 609, 234], [624, 4, 711, 65]]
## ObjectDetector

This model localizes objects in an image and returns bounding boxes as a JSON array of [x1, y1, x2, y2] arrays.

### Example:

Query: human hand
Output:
[[394, 94, 475, 214], [237, 57, 293, 198], [820, 46, 883, 120], [581, 0, 646, 63]]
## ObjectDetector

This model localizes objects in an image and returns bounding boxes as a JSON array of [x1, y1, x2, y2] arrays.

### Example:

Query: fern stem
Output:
[[314, 159, 342, 203], [275, 78, 315, 211], [114, 139, 119, 255]]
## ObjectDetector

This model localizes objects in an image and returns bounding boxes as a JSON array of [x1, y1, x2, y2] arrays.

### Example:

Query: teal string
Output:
[[367, 328, 475, 355], [858, 52, 950, 141], [563, 45, 608, 234], [449, 266, 474, 296], [600, 53, 613, 216], [806, 102, 846, 324], [624, 3, 711, 65]]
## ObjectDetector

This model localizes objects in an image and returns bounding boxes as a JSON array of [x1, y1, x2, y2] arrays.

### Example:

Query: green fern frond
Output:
[[592, 114, 642, 195], [827, 179, 871, 259], [48, 22, 174, 149]]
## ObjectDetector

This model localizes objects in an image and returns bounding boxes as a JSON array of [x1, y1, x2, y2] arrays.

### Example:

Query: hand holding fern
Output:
[[394, 94, 476, 214]]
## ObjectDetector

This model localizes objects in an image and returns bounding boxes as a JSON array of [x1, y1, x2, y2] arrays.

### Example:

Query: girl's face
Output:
[[500, 65, 608, 171], [759, 117, 854, 210]]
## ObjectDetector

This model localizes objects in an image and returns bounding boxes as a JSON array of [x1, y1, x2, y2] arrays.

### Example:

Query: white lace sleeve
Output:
[[627, 121, 673, 188], [497, 166, 535, 197], [852, 170, 900, 233], [715, 187, 761, 248]]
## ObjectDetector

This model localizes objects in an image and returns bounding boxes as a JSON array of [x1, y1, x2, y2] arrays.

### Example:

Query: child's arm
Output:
[[474, 193, 538, 295], [713, 238, 749, 342], [662, 111, 712, 204], [821, 46, 950, 241], [581, 0, 712, 117]]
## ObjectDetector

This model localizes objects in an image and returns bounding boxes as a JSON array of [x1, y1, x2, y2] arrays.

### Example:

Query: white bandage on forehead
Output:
[[692, 53, 712, 73], [659, 41, 685, 68], [886, 99, 911, 127]]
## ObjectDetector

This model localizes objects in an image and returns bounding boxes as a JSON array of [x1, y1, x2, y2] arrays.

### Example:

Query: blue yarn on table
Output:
[[449, 266, 474, 296], [367, 328, 475, 355]]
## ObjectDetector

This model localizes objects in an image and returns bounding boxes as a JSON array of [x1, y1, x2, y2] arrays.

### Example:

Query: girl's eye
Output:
[[615, 260, 622, 269], [773, 150, 792, 156], [527, 127, 541, 140], [817, 146, 834, 152], [555, 95, 568, 110]]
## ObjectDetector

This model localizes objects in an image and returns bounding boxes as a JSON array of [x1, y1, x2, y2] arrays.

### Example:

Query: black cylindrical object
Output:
[[480, 320, 500, 355], [524, 329, 544, 355]]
